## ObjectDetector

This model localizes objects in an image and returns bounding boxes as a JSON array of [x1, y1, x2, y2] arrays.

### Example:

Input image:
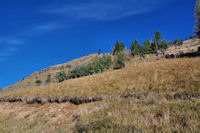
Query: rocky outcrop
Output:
[[165, 39, 200, 58]]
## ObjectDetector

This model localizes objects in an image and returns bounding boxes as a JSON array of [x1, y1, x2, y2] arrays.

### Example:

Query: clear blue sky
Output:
[[0, 0, 195, 88]]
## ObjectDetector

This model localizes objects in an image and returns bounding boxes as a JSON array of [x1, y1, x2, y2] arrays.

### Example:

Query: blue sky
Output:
[[0, 0, 195, 88]]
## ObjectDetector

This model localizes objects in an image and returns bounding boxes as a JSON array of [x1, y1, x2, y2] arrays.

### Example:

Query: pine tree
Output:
[[130, 39, 140, 56], [159, 40, 168, 51], [119, 42, 125, 52], [143, 39, 151, 54], [194, 0, 200, 38], [113, 41, 125, 55], [154, 30, 162, 42], [98, 49, 101, 55], [154, 30, 162, 55], [113, 40, 120, 55]]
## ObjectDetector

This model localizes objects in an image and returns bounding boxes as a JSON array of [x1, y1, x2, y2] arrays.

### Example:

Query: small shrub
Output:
[[177, 39, 183, 46], [46, 74, 51, 83], [173, 38, 183, 46], [55, 71, 67, 82], [90, 55, 112, 73], [68, 55, 112, 79], [103, 55, 112, 69], [66, 64, 72, 68], [69, 65, 91, 78], [113, 51, 125, 69], [35, 80, 42, 84], [59, 66, 64, 70]]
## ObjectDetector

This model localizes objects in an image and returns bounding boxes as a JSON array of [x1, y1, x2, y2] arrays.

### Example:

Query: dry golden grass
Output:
[[1, 40, 200, 132], [73, 56, 200, 132], [0, 57, 200, 132], [75, 98, 200, 132], [0, 102, 78, 133], [1, 57, 200, 99]]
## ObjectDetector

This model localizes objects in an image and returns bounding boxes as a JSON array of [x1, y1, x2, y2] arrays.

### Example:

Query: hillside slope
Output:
[[0, 57, 199, 132], [1, 57, 199, 100], [0, 39, 200, 132], [1, 54, 97, 94], [2, 39, 199, 95], [0, 53, 158, 95]]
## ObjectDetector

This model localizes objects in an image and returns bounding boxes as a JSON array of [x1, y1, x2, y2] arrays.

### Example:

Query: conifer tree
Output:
[[98, 49, 101, 55], [143, 39, 151, 54], [130, 39, 141, 56], [113, 40, 120, 55], [113, 41, 125, 55], [153, 30, 162, 55], [159, 40, 168, 51], [119, 42, 125, 52]]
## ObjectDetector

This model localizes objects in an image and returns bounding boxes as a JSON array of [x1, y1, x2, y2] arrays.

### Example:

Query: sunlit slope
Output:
[[0, 102, 78, 133], [1, 57, 199, 100], [1, 38, 199, 98], [1, 54, 97, 94], [0, 57, 199, 132]]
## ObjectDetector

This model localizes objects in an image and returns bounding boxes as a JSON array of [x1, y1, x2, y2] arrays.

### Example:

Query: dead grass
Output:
[[0, 102, 78, 133], [1, 57, 199, 99], [0, 57, 199, 132], [75, 98, 200, 132], [1, 53, 160, 95]]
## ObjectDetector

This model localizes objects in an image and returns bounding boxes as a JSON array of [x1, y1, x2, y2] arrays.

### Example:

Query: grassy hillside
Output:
[[1, 54, 97, 94], [1, 39, 199, 96], [0, 102, 78, 133], [0, 52, 158, 95], [1, 57, 199, 99], [0, 39, 199, 132], [0, 57, 199, 132]]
